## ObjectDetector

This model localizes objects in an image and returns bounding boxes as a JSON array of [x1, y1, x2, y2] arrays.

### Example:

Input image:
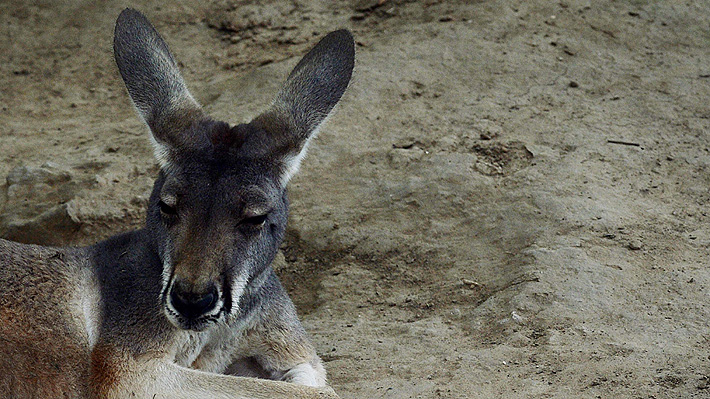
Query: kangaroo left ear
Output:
[[252, 29, 355, 186], [114, 8, 206, 167]]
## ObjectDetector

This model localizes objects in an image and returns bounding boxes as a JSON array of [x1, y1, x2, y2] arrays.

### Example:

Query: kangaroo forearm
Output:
[[104, 361, 338, 399]]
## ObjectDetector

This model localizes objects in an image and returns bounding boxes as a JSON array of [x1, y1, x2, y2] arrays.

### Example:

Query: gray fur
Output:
[[113, 9, 204, 148], [0, 8, 353, 399]]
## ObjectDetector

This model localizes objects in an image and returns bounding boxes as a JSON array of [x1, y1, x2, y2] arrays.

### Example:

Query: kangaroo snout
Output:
[[166, 278, 223, 330], [169, 281, 219, 319]]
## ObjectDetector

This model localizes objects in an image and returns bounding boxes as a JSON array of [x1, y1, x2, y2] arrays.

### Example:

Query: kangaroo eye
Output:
[[242, 214, 268, 226], [158, 200, 178, 216]]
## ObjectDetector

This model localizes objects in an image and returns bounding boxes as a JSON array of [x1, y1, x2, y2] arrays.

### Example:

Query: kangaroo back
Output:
[[0, 240, 92, 398]]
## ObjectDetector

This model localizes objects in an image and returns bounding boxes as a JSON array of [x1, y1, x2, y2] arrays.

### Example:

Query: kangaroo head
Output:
[[113, 9, 354, 331]]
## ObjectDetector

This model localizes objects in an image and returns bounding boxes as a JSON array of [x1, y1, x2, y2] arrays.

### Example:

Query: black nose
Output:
[[169, 283, 218, 320]]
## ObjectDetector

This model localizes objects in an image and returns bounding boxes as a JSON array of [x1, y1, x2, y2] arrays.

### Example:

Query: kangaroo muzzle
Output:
[[168, 280, 219, 322]]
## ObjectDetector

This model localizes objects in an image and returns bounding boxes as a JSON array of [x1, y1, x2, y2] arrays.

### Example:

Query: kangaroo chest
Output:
[[172, 319, 252, 373]]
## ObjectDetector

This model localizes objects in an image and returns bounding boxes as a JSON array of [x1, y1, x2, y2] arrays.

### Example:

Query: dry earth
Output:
[[1, 0, 709, 398]]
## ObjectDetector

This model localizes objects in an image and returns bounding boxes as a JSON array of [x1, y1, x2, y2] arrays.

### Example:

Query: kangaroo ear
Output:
[[253, 29, 354, 186], [114, 9, 205, 166]]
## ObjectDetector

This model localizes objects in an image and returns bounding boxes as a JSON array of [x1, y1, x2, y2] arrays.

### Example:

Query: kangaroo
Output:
[[0, 8, 353, 399]]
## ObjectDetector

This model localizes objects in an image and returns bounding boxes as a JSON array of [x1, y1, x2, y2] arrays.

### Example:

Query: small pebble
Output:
[[462, 278, 481, 288]]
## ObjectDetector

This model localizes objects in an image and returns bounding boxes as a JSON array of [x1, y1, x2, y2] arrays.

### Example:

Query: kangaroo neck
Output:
[[90, 228, 175, 353]]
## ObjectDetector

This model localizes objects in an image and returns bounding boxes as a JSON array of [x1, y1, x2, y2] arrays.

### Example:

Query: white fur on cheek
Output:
[[229, 263, 251, 313], [281, 362, 327, 387], [160, 248, 173, 296], [80, 266, 102, 350]]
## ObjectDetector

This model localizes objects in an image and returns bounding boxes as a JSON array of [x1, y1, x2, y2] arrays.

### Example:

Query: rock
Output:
[[6, 162, 72, 195], [387, 147, 424, 169], [627, 240, 642, 250], [511, 311, 526, 324], [1, 163, 81, 245], [1, 201, 81, 246]]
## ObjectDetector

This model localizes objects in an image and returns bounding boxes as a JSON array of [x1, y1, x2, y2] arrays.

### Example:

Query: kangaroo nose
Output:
[[169, 283, 218, 320]]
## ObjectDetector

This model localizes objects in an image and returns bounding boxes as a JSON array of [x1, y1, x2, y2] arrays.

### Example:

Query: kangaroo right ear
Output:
[[114, 9, 205, 167], [252, 29, 355, 186]]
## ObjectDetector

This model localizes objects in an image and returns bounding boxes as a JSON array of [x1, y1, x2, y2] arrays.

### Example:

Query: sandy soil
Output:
[[1, 1, 709, 398]]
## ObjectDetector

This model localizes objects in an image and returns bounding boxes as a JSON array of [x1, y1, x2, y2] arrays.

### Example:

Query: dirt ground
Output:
[[1, 0, 709, 398]]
